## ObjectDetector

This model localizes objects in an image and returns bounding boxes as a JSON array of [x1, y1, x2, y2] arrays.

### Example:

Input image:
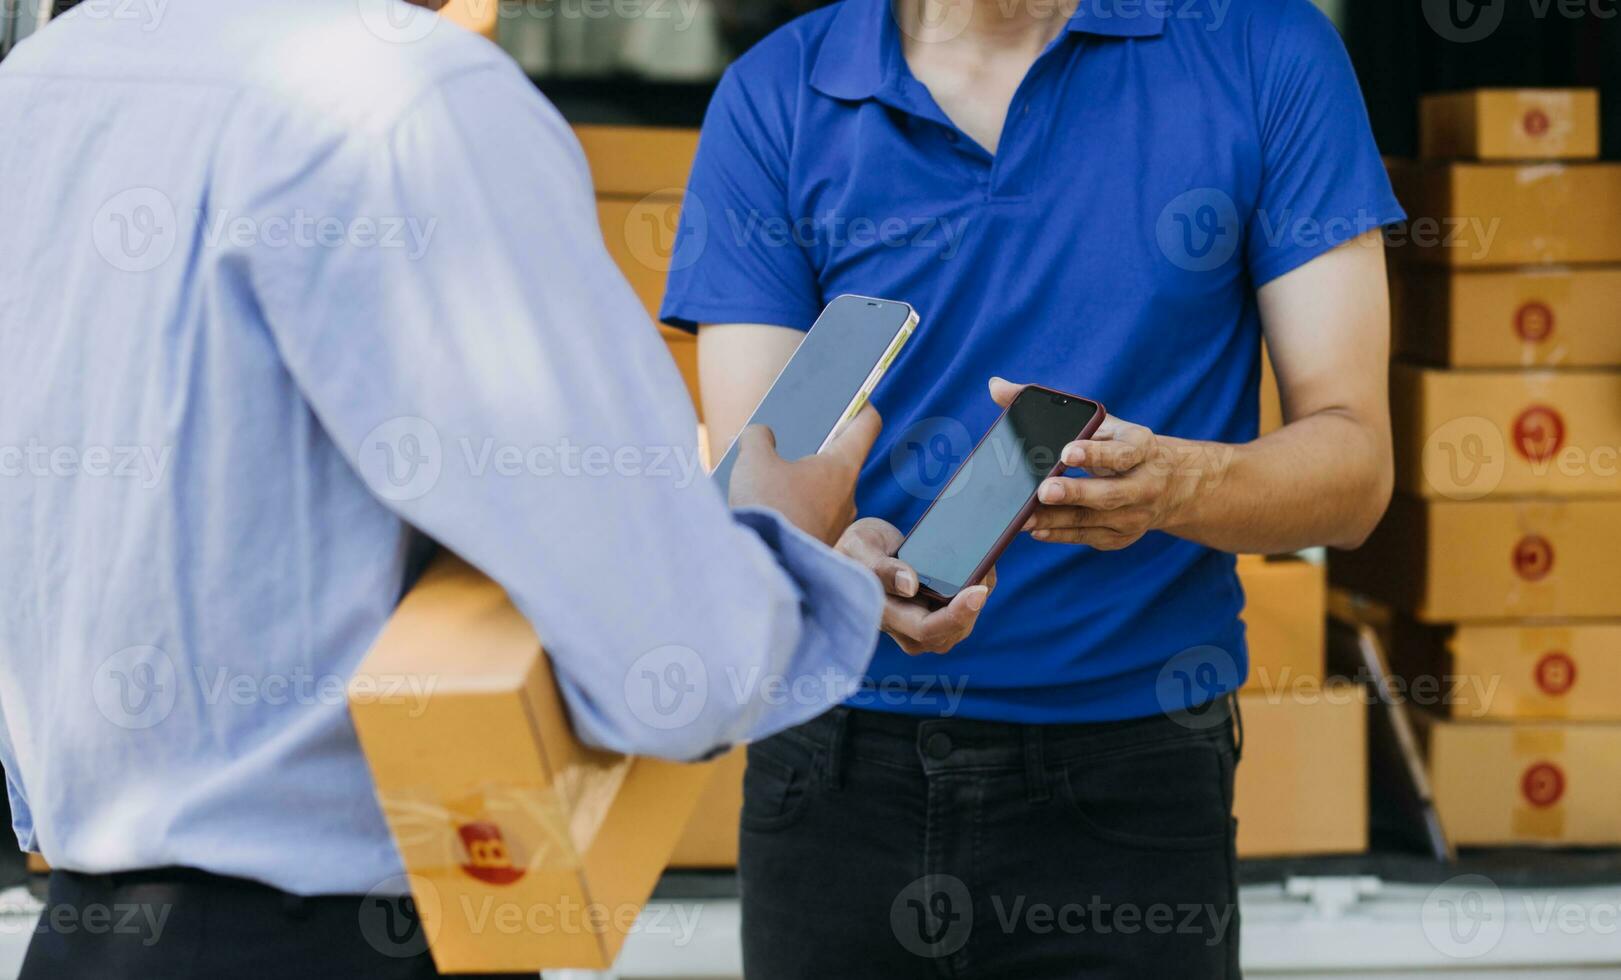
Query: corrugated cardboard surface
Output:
[[349, 555, 714, 972], [1391, 364, 1621, 499], [1234, 689, 1367, 858], [1390, 619, 1621, 722], [1387, 161, 1621, 267], [1420, 89, 1600, 162], [1418, 713, 1621, 846], [1331, 495, 1621, 621], [1391, 265, 1621, 368]]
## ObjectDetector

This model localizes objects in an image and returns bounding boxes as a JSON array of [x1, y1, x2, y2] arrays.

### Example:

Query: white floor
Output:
[[2, 877, 1619, 978]]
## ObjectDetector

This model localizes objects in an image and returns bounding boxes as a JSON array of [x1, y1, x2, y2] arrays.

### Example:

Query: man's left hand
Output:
[[989, 377, 1198, 551]]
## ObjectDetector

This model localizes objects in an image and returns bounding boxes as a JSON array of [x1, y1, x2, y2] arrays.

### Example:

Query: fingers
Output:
[[987, 376, 1025, 409], [873, 556, 920, 598], [884, 584, 990, 655], [1060, 438, 1144, 475], [1027, 526, 1144, 551], [824, 403, 882, 471], [1036, 474, 1138, 510], [1025, 504, 1150, 533]]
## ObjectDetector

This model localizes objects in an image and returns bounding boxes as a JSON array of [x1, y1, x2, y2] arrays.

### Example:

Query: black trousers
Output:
[[20, 866, 528, 980], [740, 700, 1243, 979]]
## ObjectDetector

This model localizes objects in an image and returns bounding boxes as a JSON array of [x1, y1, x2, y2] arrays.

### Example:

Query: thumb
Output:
[[737, 424, 779, 456], [825, 404, 882, 469], [988, 376, 1025, 409]]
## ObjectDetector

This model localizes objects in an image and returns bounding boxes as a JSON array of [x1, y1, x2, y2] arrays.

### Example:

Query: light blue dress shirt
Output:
[[0, 0, 882, 896]]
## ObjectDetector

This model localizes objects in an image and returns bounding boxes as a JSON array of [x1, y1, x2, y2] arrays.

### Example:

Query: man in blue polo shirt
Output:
[[664, 0, 1402, 974]]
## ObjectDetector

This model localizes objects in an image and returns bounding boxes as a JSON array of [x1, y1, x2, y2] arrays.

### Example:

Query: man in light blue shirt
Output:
[[0, 0, 888, 975]]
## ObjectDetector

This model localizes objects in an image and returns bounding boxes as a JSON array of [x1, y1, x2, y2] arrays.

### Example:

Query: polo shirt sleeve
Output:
[[660, 66, 823, 333], [1244, 0, 1405, 287]]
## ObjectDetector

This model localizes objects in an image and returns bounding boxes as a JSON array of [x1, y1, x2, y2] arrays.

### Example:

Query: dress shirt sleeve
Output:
[[236, 61, 882, 761]]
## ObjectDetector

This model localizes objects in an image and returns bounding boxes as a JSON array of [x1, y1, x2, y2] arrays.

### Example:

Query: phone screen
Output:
[[898, 388, 1102, 597], [711, 296, 916, 495]]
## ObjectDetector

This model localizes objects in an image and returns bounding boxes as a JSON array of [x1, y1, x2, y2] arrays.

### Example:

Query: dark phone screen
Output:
[[711, 296, 912, 494], [898, 390, 1101, 594]]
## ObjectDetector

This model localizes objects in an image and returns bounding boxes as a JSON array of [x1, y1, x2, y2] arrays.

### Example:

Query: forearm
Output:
[[1161, 410, 1392, 555]]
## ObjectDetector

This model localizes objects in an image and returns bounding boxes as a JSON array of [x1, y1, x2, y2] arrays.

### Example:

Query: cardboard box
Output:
[[1390, 619, 1621, 722], [348, 555, 716, 973], [1391, 265, 1621, 368], [1237, 555, 1324, 694], [669, 747, 745, 868], [1387, 161, 1621, 267], [1391, 363, 1621, 499], [1330, 495, 1621, 622], [1420, 89, 1600, 162], [573, 126, 699, 198], [1234, 688, 1368, 857], [1418, 714, 1621, 846]]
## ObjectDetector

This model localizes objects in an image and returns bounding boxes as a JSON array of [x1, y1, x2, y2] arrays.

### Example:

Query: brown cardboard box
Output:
[[1391, 265, 1621, 368], [348, 555, 716, 973], [574, 126, 699, 198], [1237, 555, 1324, 694], [1386, 161, 1621, 267], [1259, 346, 1283, 435], [1420, 89, 1600, 162], [1330, 495, 1621, 622], [1391, 363, 1621, 499], [1234, 688, 1368, 857], [669, 747, 745, 868], [1390, 619, 1621, 722], [1417, 713, 1621, 846]]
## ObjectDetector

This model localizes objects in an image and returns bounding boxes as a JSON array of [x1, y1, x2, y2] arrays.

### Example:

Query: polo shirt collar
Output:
[[809, 0, 1166, 102]]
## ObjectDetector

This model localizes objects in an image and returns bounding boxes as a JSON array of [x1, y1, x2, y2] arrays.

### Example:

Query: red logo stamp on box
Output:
[[1521, 762, 1565, 808], [1534, 651, 1577, 697], [1511, 535, 1554, 582], [1511, 405, 1565, 463], [1513, 301, 1555, 343], [1522, 108, 1551, 137], [457, 820, 526, 885]]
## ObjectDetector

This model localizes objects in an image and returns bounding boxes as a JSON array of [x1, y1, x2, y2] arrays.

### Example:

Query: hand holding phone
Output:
[[897, 384, 1106, 606], [835, 517, 995, 655], [729, 405, 883, 548]]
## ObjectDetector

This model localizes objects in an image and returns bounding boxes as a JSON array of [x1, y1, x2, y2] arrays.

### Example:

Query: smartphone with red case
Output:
[[897, 385, 1106, 607]]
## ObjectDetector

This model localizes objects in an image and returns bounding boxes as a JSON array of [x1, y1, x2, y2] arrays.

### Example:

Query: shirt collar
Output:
[[809, 0, 1166, 102]]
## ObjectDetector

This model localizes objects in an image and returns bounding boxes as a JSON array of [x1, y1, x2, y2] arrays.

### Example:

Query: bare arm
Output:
[[1020, 230, 1394, 554]]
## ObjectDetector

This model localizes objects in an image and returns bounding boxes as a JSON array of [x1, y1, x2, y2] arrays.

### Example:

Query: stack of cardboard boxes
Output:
[[571, 125, 1368, 864], [1334, 89, 1621, 848]]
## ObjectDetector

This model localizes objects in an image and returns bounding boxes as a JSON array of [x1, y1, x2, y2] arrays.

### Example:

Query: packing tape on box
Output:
[[1511, 728, 1568, 840], [378, 766, 630, 880]]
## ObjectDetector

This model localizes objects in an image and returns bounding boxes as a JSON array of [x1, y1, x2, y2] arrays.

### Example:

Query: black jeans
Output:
[[740, 701, 1242, 979], [20, 866, 526, 980]]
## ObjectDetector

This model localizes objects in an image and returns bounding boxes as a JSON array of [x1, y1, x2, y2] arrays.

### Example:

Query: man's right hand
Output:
[[728, 406, 882, 548]]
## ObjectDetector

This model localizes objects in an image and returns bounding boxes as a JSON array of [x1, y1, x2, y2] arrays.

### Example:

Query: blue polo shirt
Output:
[[662, 0, 1402, 723]]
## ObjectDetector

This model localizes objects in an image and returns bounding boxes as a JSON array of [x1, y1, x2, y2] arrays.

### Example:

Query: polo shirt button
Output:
[[925, 732, 953, 760]]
